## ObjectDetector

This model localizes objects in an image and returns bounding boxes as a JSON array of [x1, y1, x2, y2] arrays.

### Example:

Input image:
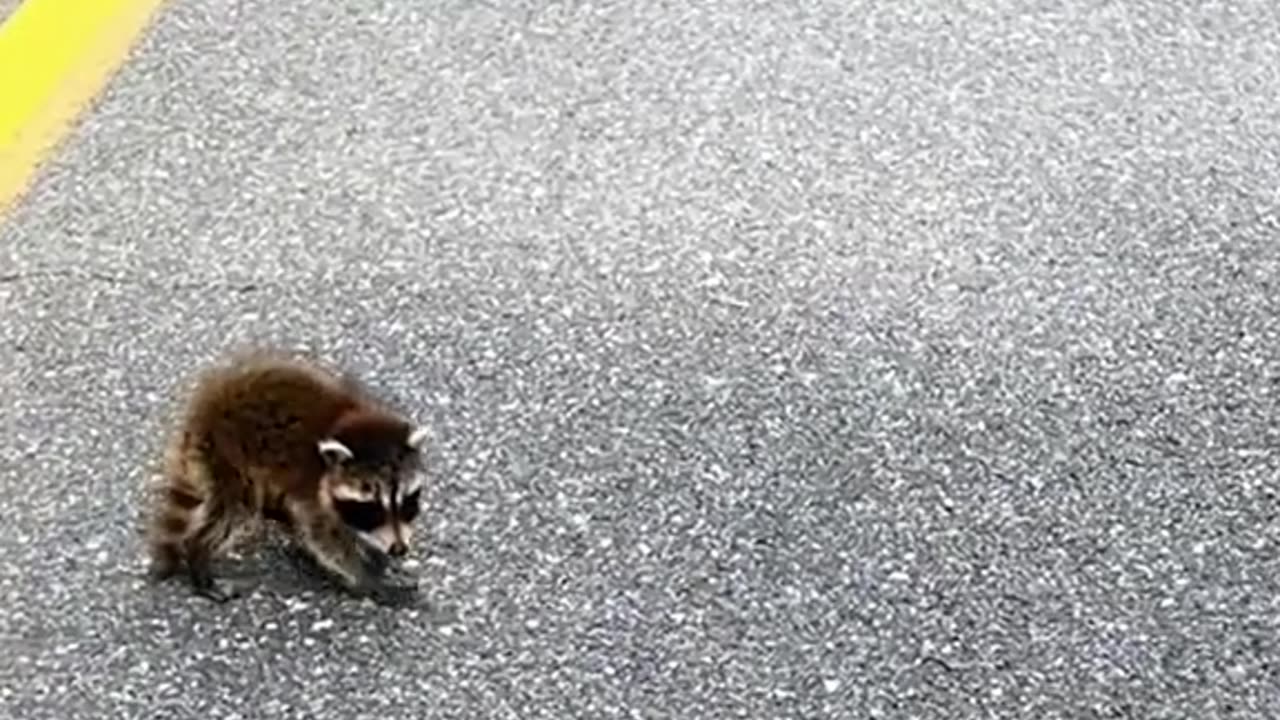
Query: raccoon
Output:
[[144, 350, 430, 605]]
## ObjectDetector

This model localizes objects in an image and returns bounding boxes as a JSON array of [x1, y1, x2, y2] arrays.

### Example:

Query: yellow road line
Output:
[[0, 0, 169, 217]]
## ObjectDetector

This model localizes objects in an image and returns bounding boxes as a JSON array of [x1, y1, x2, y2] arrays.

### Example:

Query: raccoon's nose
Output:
[[388, 540, 407, 557]]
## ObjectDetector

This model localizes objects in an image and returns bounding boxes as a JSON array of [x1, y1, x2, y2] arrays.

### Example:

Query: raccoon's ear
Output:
[[406, 425, 430, 450], [318, 438, 354, 465]]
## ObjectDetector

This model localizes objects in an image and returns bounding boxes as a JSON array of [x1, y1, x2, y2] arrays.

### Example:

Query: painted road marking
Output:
[[0, 0, 169, 217]]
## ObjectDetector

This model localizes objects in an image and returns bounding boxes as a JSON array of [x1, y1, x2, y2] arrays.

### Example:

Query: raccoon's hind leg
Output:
[[146, 447, 249, 603]]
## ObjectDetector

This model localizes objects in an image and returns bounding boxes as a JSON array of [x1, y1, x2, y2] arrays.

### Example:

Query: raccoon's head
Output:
[[316, 412, 430, 559]]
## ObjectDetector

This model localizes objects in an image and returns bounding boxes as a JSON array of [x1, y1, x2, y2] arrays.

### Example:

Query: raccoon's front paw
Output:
[[366, 565, 420, 607], [355, 541, 393, 576]]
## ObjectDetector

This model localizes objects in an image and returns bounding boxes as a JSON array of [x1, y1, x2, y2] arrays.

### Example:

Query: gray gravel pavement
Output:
[[3, 0, 1280, 717]]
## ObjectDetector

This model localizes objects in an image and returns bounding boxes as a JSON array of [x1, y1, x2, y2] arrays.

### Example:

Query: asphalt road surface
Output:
[[3, 1, 1280, 717]]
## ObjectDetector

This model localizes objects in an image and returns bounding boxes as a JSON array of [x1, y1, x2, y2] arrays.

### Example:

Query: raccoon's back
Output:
[[180, 356, 361, 474]]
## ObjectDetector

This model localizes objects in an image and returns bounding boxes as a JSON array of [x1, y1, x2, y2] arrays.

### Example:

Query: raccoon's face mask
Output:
[[317, 431, 427, 558]]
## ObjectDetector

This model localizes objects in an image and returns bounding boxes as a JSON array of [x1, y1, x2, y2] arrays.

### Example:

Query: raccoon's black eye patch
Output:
[[335, 500, 386, 532], [399, 489, 421, 521]]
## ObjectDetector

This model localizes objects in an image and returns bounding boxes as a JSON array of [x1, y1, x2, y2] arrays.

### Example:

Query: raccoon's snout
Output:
[[388, 540, 408, 557]]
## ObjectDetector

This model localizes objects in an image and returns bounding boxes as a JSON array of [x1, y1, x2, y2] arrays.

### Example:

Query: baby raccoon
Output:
[[144, 351, 430, 605]]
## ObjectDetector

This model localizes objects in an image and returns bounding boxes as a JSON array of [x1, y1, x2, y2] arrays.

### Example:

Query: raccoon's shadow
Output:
[[129, 519, 455, 624], [248, 533, 344, 594], [239, 531, 390, 598], [239, 532, 451, 614]]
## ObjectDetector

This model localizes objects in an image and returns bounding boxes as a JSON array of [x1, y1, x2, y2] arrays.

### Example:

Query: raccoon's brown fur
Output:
[[144, 350, 429, 605]]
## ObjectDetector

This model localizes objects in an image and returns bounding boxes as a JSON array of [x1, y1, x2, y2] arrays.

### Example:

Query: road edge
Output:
[[0, 0, 169, 219]]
